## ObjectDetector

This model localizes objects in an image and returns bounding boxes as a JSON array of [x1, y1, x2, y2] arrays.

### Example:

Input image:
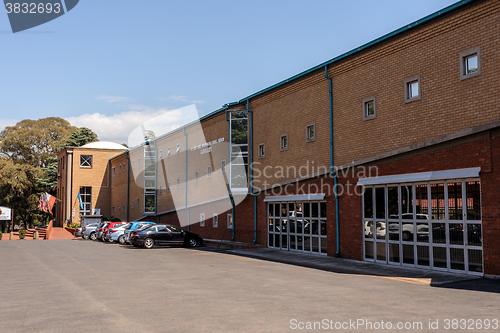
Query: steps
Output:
[[12, 228, 47, 240]]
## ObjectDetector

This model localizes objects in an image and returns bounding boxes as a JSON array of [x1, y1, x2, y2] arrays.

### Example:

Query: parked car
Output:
[[123, 222, 156, 244], [129, 224, 203, 249], [74, 226, 83, 237], [106, 223, 130, 244], [101, 222, 127, 242], [82, 223, 99, 240], [95, 222, 108, 241]]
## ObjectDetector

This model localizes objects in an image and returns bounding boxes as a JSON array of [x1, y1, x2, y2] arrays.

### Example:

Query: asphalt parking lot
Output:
[[1, 239, 499, 333]]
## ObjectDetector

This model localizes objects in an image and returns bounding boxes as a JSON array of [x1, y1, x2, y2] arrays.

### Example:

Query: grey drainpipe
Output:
[[225, 107, 236, 240], [247, 100, 257, 243], [325, 65, 340, 256], [126, 152, 130, 222], [183, 128, 190, 231]]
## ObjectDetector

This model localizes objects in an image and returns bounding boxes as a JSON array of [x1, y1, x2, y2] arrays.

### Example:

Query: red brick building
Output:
[[58, 0, 500, 277]]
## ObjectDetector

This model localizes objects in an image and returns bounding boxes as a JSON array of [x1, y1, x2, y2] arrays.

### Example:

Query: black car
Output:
[[129, 224, 203, 249]]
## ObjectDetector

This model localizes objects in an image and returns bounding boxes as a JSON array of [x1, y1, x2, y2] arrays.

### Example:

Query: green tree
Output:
[[0, 117, 77, 168], [0, 158, 44, 230], [60, 127, 98, 148]]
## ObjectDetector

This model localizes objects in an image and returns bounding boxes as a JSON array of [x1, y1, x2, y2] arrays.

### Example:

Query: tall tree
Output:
[[0, 117, 77, 168], [60, 127, 98, 148]]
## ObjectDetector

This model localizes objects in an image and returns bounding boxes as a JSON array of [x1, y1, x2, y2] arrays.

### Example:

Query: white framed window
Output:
[[137, 198, 140, 207], [159, 185, 162, 194], [362, 180, 482, 275], [131, 200, 134, 208], [258, 143, 265, 158], [200, 213, 205, 227], [213, 214, 218, 228], [404, 75, 421, 103], [363, 97, 376, 120], [306, 123, 315, 142], [138, 158, 141, 167], [176, 144, 180, 153], [119, 165, 122, 172], [123, 163, 126, 172], [112, 206, 115, 216], [159, 150, 163, 159], [80, 155, 92, 167], [122, 205, 125, 214], [195, 171, 199, 182], [280, 134, 288, 151], [207, 166, 212, 178], [113, 167, 115, 176], [460, 47, 481, 80], [118, 207, 121, 215], [167, 147, 171, 156], [227, 214, 233, 229], [221, 160, 226, 173], [167, 182, 170, 191], [176, 178, 180, 188], [133, 160, 135, 168]]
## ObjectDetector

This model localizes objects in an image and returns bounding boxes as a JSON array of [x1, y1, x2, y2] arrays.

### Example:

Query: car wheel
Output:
[[143, 238, 154, 249], [118, 235, 125, 244], [82, 235, 88, 240], [89, 232, 97, 241], [402, 231, 411, 241], [188, 238, 198, 247]]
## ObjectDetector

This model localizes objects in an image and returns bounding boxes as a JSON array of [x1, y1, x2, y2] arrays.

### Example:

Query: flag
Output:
[[77, 193, 84, 209], [46, 193, 57, 214], [38, 193, 48, 212]]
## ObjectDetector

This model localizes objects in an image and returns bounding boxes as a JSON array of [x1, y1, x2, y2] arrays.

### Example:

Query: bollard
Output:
[[10, 231, 13, 240], [34, 231, 39, 240]]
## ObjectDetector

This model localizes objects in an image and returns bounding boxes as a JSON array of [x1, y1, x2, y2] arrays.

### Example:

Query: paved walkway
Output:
[[49, 227, 77, 239], [214, 247, 484, 286]]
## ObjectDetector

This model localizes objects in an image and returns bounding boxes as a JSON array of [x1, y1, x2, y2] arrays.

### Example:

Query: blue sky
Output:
[[0, 0, 458, 143]]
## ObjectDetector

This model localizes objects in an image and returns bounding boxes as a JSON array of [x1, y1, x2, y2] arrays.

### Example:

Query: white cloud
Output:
[[97, 95, 133, 103], [66, 105, 199, 146], [0, 117, 18, 133]]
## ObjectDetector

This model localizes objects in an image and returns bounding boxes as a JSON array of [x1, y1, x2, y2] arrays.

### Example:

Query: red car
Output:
[[100, 222, 127, 242]]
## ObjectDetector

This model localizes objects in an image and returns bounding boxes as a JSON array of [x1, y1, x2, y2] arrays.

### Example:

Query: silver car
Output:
[[74, 227, 83, 237], [81, 223, 99, 240], [106, 224, 129, 244]]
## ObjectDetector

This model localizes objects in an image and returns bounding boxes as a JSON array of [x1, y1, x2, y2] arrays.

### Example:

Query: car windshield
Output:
[[123, 223, 133, 230]]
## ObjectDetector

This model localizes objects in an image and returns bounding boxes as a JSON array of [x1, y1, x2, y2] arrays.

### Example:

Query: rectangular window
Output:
[[137, 198, 140, 207], [79, 187, 92, 216], [258, 143, 265, 158], [460, 47, 481, 80], [167, 182, 170, 191], [404, 75, 421, 103], [80, 155, 92, 167], [280, 134, 288, 151], [131, 200, 134, 208], [167, 147, 171, 156], [133, 160, 135, 168], [195, 171, 199, 182], [221, 160, 226, 173], [176, 144, 180, 154], [213, 214, 218, 228], [112, 206, 115, 216], [119, 165, 122, 172], [363, 97, 376, 120], [176, 178, 180, 188], [113, 167, 115, 176], [159, 150, 163, 159], [159, 185, 162, 194], [118, 207, 121, 215], [200, 213, 205, 227], [306, 123, 315, 142], [207, 166, 212, 178], [227, 214, 233, 229]]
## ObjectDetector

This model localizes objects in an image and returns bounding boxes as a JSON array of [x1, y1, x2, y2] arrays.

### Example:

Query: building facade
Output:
[[58, 0, 500, 277]]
